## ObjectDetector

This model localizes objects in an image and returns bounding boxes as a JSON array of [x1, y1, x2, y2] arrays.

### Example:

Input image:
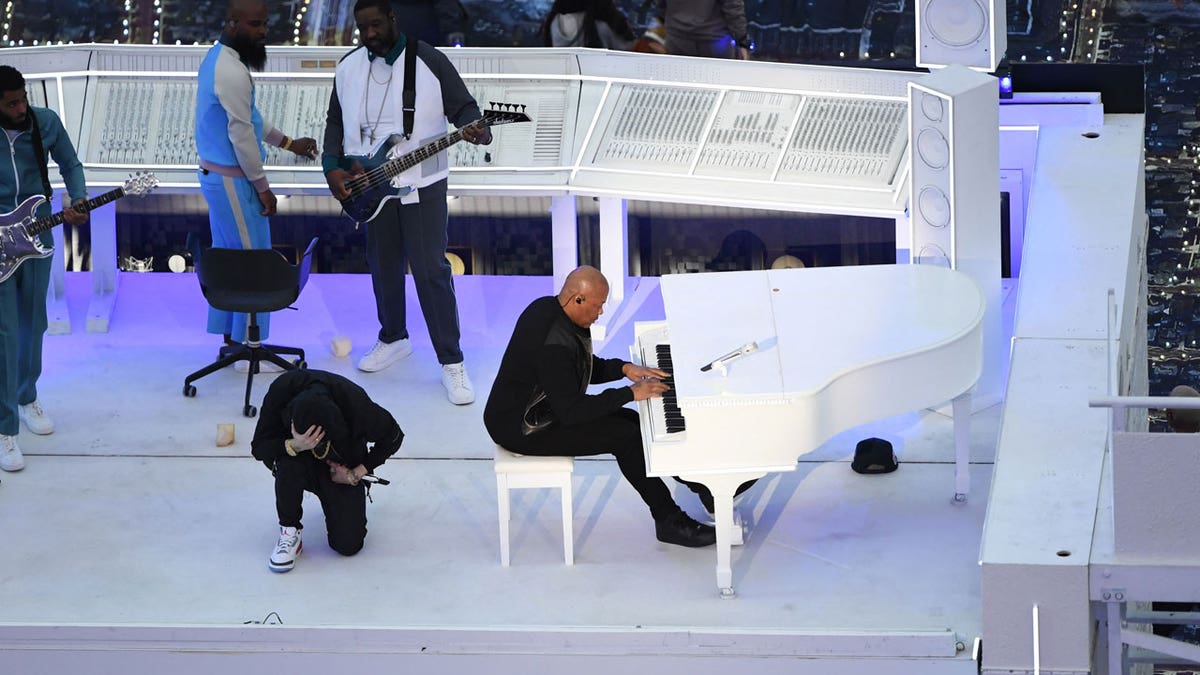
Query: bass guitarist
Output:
[[322, 0, 490, 406], [0, 65, 88, 472]]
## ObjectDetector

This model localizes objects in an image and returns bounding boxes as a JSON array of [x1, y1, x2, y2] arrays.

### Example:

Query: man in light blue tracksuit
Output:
[[0, 65, 89, 472], [195, 0, 318, 350]]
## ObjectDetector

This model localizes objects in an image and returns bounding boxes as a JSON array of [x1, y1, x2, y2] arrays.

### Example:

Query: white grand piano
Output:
[[633, 263, 985, 597]]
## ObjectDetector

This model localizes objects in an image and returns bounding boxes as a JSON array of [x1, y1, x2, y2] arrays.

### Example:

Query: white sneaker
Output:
[[234, 359, 285, 374], [268, 526, 302, 573], [19, 401, 53, 435], [357, 339, 412, 372], [0, 434, 24, 472], [442, 363, 475, 405]]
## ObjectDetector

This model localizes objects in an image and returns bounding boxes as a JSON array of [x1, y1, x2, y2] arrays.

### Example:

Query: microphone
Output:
[[700, 342, 759, 375]]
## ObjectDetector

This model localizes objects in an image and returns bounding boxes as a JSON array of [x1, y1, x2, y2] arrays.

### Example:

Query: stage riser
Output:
[[1, 625, 976, 675]]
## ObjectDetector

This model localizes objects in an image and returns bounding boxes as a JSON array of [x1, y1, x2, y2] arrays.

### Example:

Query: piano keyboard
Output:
[[654, 344, 687, 434], [633, 322, 688, 443]]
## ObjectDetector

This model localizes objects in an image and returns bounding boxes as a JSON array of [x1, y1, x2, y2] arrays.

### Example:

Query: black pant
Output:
[[365, 179, 464, 365], [274, 454, 367, 556], [506, 408, 679, 522], [673, 477, 757, 513]]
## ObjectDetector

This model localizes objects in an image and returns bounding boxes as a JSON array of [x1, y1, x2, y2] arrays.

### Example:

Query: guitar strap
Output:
[[28, 110, 53, 201], [402, 35, 417, 140]]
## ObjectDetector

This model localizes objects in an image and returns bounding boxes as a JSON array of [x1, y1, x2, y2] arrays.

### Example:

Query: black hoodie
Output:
[[251, 369, 404, 472]]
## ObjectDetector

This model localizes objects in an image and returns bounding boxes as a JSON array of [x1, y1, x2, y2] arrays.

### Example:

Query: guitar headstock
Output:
[[480, 102, 532, 128], [123, 171, 160, 197]]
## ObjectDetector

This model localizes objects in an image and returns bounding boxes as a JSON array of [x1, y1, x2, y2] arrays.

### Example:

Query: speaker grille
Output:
[[915, 243, 952, 267], [917, 128, 951, 170], [916, 0, 1003, 70], [917, 186, 952, 228], [923, 0, 988, 48], [920, 92, 945, 122]]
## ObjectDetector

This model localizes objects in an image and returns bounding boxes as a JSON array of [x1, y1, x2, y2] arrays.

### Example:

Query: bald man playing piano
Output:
[[483, 266, 717, 549]]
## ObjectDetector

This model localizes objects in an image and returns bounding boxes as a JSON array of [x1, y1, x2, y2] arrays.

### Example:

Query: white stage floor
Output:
[[0, 271, 1003, 674]]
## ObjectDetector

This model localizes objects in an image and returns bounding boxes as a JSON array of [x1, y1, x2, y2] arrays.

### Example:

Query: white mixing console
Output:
[[0, 43, 932, 334], [3, 44, 918, 212]]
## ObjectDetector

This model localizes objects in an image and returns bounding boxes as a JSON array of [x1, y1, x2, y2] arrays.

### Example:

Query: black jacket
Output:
[[483, 296, 632, 447], [251, 370, 404, 472]]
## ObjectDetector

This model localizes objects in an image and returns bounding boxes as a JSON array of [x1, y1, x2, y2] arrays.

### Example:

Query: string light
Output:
[[152, 0, 162, 45], [123, 0, 133, 43], [293, 0, 310, 44]]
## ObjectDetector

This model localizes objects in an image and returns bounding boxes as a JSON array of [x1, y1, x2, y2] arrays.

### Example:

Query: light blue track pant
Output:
[[199, 170, 271, 342]]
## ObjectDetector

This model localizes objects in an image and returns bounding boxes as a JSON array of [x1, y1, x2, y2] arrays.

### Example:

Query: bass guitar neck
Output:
[[338, 103, 531, 225]]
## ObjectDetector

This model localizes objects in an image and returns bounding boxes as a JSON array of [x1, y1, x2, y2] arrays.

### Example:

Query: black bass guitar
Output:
[[0, 172, 159, 283], [338, 103, 530, 225]]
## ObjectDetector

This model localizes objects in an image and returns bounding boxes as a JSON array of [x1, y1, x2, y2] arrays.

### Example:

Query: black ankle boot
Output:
[[655, 511, 717, 548]]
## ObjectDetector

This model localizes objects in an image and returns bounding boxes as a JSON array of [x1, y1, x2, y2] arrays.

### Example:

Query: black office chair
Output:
[[182, 234, 317, 418]]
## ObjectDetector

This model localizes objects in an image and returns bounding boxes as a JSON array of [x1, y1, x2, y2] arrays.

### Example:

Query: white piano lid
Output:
[[660, 264, 985, 404], [661, 269, 783, 400]]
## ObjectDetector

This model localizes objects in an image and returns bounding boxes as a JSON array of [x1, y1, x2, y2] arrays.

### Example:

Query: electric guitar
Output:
[[337, 103, 531, 225], [0, 171, 159, 283]]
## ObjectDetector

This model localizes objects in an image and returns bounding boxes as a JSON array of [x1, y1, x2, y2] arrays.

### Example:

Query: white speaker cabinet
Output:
[[916, 0, 1007, 71], [907, 65, 1000, 272]]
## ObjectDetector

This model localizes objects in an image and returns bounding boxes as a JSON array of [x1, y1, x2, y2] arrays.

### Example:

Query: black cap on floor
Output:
[[851, 437, 898, 474]]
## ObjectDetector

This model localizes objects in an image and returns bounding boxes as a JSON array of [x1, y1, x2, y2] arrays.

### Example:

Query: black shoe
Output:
[[655, 511, 717, 548]]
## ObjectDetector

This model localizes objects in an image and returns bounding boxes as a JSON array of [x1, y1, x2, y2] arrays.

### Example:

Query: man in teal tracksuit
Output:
[[195, 0, 317, 351], [0, 65, 89, 472]]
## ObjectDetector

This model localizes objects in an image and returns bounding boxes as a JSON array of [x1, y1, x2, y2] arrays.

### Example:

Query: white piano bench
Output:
[[494, 445, 575, 566]]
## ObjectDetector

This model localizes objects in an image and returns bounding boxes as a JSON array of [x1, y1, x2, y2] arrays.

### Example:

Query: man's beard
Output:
[[0, 109, 28, 131], [367, 28, 398, 57], [231, 32, 268, 71]]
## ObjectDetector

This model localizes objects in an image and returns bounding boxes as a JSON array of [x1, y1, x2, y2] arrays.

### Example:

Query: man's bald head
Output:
[[227, 0, 266, 21], [224, 0, 269, 70], [560, 266, 606, 301], [558, 266, 609, 328], [1168, 385, 1200, 433]]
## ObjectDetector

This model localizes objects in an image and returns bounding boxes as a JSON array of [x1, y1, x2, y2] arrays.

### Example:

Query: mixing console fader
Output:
[[84, 77, 332, 167], [695, 91, 800, 179], [592, 85, 718, 170], [776, 96, 907, 187]]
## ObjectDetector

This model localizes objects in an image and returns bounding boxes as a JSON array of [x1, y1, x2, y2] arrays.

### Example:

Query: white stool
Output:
[[494, 445, 574, 566]]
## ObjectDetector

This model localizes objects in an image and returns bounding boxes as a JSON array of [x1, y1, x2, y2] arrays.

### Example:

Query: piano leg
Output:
[[681, 472, 764, 598], [952, 390, 972, 502], [714, 485, 736, 598]]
